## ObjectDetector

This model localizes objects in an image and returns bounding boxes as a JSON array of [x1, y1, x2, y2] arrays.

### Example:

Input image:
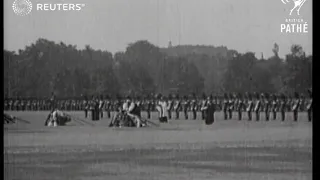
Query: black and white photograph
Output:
[[4, 0, 312, 179]]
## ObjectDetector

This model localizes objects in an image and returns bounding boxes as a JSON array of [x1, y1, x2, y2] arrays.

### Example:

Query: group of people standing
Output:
[[4, 89, 312, 123]]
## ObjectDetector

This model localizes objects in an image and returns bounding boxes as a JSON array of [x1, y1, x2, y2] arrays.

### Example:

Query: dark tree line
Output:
[[3, 39, 312, 98]]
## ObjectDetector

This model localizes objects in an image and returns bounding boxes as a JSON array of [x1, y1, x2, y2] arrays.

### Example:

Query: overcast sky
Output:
[[4, 0, 312, 58]]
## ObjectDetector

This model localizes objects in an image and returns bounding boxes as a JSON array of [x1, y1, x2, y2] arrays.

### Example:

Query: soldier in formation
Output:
[[4, 90, 313, 122]]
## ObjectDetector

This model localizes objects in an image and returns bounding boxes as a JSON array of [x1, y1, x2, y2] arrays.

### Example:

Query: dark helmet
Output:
[[175, 94, 180, 99], [116, 94, 122, 100], [183, 95, 188, 100], [254, 92, 260, 99], [272, 94, 277, 100], [294, 92, 300, 99], [202, 93, 206, 99], [224, 93, 228, 99], [237, 93, 242, 99]]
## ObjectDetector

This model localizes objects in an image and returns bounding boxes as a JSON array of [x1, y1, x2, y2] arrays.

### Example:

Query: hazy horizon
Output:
[[4, 0, 312, 58]]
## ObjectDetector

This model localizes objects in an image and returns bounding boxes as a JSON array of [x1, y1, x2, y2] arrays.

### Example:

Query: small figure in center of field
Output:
[[201, 95, 215, 125]]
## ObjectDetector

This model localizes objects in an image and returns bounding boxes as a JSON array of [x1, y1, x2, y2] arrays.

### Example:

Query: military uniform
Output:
[[135, 96, 142, 118], [182, 96, 189, 120], [146, 95, 153, 119], [292, 92, 300, 121], [105, 95, 112, 118], [264, 93, 271, 121], [228, 93, 234, 119], [271, 94, 278, 120], [223, 93, 229, 120], [237, 93, 244, 120], [174, 95, 181, 120], [280, 94, 287, 121], [99, 95, 104, 118], [299, 94, 305, 112], [201, 93, 207, 120], [49, 93, 56, 111], [254, 93, 261, 121], [191, 94, 197, 120], [246, 93, 253, 121], [167, 95, 174, 119], [307, 89, 312, 122], [14, 99, 19, 111]]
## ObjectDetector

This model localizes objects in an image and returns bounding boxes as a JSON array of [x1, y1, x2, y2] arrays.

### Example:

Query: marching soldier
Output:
[[201, 93, 207, 120], [228, 93, 234, 119], [271, 94, 278, 120], [292, 92, 300, 122], [287, 95, 293, 112], [135, 96, 142, 118], [99, 95, 104, 118], [191, 93, 198, 120], [217, 95, 223, 112], [115, 94, 123, 113], [83, 96, 88, 118], [14, 98, 19, 111], [223, 93, 229, 120], [280, 93, 287, 121], [71, 99, 76, 111], [105, 95, 112, 118], [65, 99, 69, 111], [167, 94, 174, 119], [89, 96, 95, 120], [146, 94, 152, 119], [264, 93, 271, 121], [299, 93, 306, 112], [9, 98, 13, 111], [254, 93, 261, 121], [49, 92, 55, 111], [237, 93, 244, 120], [182, 95, 190, 120], [307, 89, 312, 122], [174, 94, 181, 120], [246, 92, 253, 121], [20, 99, 25, 111], [31, 99, 36, 111]]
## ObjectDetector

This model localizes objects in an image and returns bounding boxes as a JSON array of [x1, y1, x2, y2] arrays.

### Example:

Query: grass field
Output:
[[4, 111, 312, 180]]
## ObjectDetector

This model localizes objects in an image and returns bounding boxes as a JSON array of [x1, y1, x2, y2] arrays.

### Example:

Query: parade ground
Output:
[[4, 111, 312, 180]]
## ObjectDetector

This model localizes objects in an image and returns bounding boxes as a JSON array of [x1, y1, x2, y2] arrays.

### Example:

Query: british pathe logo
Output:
[[281, 0, 306, 16], [12, 0, 33, 16], [280, 0, 308, 33]]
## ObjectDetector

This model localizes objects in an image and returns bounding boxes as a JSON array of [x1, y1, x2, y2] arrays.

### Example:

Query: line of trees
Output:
[[3, 38, 312, 98]]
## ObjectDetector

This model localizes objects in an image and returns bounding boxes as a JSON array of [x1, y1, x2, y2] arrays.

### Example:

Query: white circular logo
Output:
[[12, 0, 32, 16]]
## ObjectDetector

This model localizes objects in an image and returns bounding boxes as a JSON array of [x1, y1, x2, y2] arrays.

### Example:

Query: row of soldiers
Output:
[[4, 91, 312, 121]]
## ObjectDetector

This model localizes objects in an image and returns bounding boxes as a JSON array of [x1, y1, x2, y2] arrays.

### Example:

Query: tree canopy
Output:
[[4, 39, 312, 98]]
